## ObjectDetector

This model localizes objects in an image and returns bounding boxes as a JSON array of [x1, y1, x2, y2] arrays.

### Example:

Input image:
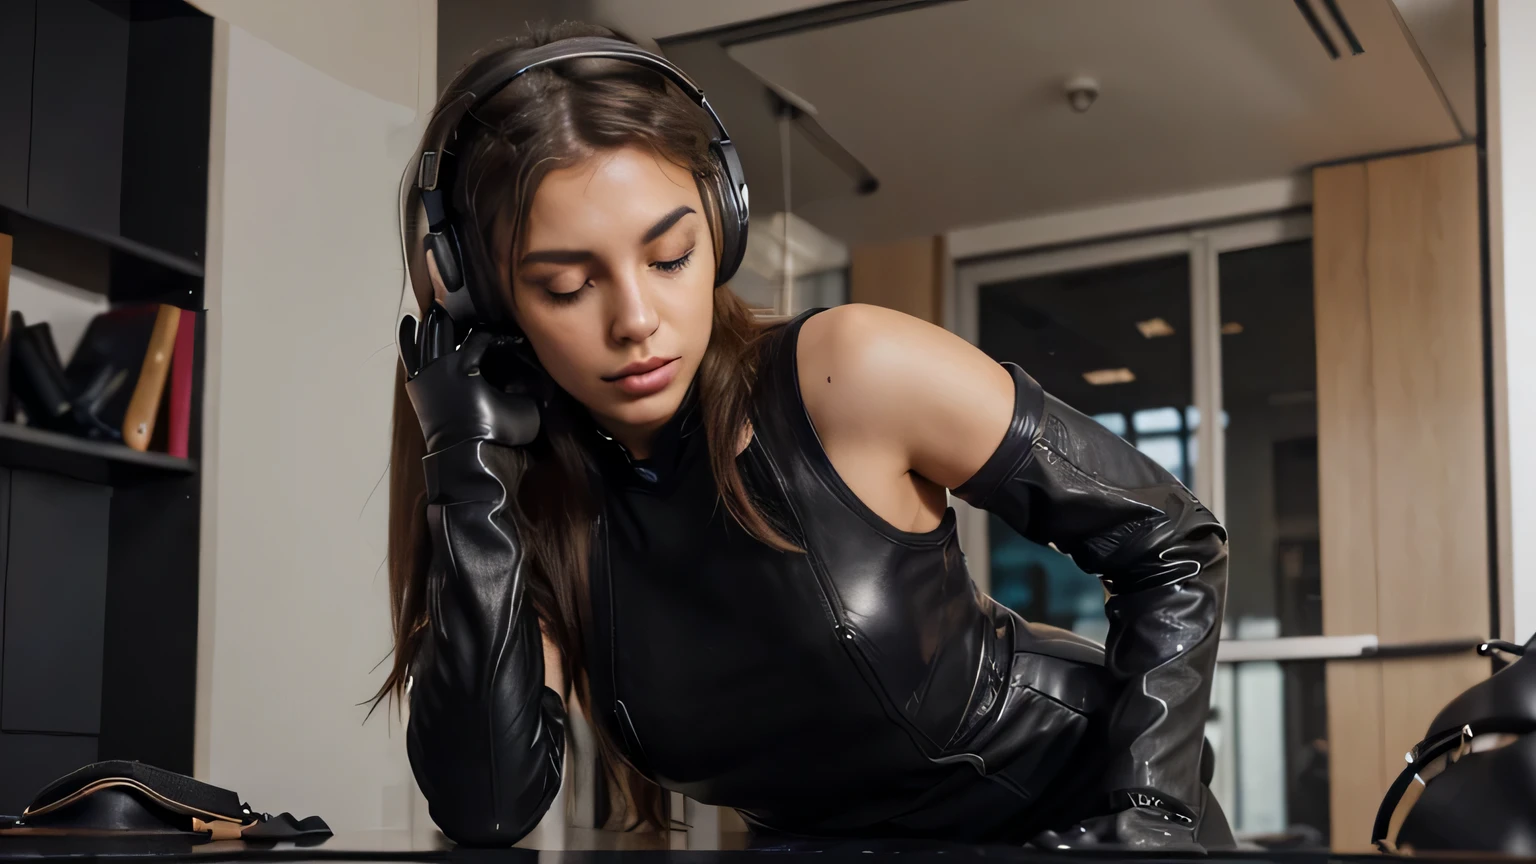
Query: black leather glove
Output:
[[955, 363, 1229, 850], [398, 304, 540, 452], [398, 304, 564, 846]]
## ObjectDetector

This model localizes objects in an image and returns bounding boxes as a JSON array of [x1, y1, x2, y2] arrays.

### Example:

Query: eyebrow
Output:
[[641, 205, 696, 244], [518, 206, 698, 268]]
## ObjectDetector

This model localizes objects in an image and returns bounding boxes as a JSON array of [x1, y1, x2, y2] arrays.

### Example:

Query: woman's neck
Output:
[[591, 378, 702, 460], [600, 415, 669, 460]]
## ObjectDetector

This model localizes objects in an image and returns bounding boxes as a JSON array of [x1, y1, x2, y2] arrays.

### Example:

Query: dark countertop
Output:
[[0, 829, 1522, 863]]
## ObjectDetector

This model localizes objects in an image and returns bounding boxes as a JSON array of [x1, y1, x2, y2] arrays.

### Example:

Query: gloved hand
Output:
[[1028, 803, 1202, 853], [398, 302, 540, 453]]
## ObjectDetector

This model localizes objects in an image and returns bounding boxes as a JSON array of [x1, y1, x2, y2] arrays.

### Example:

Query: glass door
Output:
[[1210, 235, 1326, 840], [953, 217, 1334, 845]]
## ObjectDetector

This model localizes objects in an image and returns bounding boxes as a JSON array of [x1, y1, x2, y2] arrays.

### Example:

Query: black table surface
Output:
[[0, 829, 1525, 863]]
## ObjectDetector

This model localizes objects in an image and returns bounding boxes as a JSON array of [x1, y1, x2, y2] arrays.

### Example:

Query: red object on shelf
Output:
[[166, 309, 195, 459]]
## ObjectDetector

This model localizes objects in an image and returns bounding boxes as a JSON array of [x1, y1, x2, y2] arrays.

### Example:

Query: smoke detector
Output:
[[1064, 76, 1100, 113]]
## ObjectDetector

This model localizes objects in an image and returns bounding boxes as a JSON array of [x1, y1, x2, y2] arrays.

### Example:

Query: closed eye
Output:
[[654, 250, 694, 274]]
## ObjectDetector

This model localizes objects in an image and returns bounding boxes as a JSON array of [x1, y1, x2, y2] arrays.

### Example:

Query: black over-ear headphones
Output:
[[416, 36, 750, 330]]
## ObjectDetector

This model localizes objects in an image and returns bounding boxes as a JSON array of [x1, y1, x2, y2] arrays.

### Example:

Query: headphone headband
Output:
[[420, 37, 732, 189]]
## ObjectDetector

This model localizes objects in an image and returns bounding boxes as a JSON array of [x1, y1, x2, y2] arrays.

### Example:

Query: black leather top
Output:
[[582, 310, 1112, 842]]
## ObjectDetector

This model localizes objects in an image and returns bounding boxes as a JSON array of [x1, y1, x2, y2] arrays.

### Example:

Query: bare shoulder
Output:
[[796, 304, 1017, 489]]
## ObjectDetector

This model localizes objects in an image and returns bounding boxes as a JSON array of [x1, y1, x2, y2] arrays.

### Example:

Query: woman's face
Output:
[[504, 145, 715, 454]]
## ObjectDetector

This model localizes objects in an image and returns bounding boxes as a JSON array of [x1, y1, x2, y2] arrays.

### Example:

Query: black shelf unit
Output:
[[0, 423, 196, 486], [0, 0, 212, 814]]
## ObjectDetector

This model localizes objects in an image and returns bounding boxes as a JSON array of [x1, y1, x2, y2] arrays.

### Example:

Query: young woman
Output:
[[383, 23, 1232, 850]]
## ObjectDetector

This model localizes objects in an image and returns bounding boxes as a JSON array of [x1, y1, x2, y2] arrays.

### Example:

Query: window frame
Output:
[[948, 213, 1325, 660]]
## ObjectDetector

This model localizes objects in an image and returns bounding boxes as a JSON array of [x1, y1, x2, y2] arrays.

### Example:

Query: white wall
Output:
[[1489, 0, 1536, 643], [6, 267, 108, 361], [191, 0, 425, 111], [195, 1, 436, 833]]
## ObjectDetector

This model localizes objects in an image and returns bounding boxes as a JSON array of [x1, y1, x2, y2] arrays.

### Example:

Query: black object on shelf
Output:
[[0, 422, 193, 486], [8, 315, 74, 432], [7, 312, 125, 443]]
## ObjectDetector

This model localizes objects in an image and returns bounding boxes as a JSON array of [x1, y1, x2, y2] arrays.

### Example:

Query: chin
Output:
[[594, 382, 685, 431]]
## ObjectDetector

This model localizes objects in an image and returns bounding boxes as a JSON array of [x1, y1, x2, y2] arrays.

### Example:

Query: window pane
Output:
[[978, 255, 1192, 641], [1135, 434, 1184, 480], [1219, 240, 1320, 638], [1183, 406, 1231, 430], [1133, 406, 1182, 434], [1207, 658, 1330, 848], [1093, 412, 1128, 436], [1212, 240, 1328, 848]]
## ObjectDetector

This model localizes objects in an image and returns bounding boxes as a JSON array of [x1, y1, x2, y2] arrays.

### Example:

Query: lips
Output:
[[605, 357, 674, 380], [603, 356, 681, 398]]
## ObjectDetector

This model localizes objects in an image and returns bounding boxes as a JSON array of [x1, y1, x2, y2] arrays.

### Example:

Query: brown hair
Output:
[[377, 22, 793, 830]]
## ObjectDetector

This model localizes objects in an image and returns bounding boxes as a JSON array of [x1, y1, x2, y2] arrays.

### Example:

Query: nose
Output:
[[608, 270, 659, 345]]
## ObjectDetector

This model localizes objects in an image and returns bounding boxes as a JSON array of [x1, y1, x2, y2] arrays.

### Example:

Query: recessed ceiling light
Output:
[[1136, 317, 1175, 339], [1083, 368, 1136, 386], [1221, 322, 1244, 335]]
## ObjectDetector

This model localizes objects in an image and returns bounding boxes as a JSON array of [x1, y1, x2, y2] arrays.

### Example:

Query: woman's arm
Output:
[[800, 304, 1227, 846], [400, 315, 566, 846]]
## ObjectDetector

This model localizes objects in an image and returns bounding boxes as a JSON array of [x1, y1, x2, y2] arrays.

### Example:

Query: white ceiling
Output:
[[1394, 0, 1476, 134], [717, 0, 1469, 245], [437, 0, 829, 86], [585, 0, 830, 42]]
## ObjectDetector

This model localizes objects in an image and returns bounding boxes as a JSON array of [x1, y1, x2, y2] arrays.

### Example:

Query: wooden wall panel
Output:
[[1312, 145, 1489, 851], [1366, 146, 1488, 644], [1322, 661, 1383, 850], [1314, 160, 1384, 852], [850, 235, 945, 323], [1314, 162, 1378, 640]]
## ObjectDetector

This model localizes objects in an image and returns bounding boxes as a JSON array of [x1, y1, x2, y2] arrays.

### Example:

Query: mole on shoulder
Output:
[[827, 376, 832, 384]]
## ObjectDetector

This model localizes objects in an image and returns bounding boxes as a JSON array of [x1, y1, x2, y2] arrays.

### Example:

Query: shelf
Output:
[[0, 423, 195, 486], [2, 204, 202, 277], [0, 204, 203, 306]]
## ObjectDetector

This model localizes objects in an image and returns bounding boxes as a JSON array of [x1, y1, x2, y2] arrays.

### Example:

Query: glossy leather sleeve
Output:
[[953, 363, 1228, 846], [405, 437, 566, 846]]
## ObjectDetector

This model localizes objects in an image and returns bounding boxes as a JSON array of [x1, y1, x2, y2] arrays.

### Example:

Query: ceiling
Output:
[[716, 0, 1471, 245], [438, 0, 1476, 247], [437, 0, 829, 87]]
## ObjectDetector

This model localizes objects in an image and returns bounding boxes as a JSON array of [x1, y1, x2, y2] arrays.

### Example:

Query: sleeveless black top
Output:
[[581, 310, 1113, 842]]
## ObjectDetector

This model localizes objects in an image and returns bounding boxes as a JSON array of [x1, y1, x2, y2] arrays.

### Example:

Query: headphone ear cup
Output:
[[709, 140, 748, 286], [424, 230, 464, 294], [425, 225, 509, 328]]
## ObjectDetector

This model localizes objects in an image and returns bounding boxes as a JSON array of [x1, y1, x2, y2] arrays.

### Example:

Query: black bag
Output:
[[1374, 634, 1536, 854], [0, 760, 330, 843]]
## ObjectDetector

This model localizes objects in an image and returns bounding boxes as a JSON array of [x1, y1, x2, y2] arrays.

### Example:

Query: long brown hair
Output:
[[377, 22, 794, 830]]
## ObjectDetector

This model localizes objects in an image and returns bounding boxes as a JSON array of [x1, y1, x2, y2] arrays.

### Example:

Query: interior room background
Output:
[[4, 0, 1536, 853]]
